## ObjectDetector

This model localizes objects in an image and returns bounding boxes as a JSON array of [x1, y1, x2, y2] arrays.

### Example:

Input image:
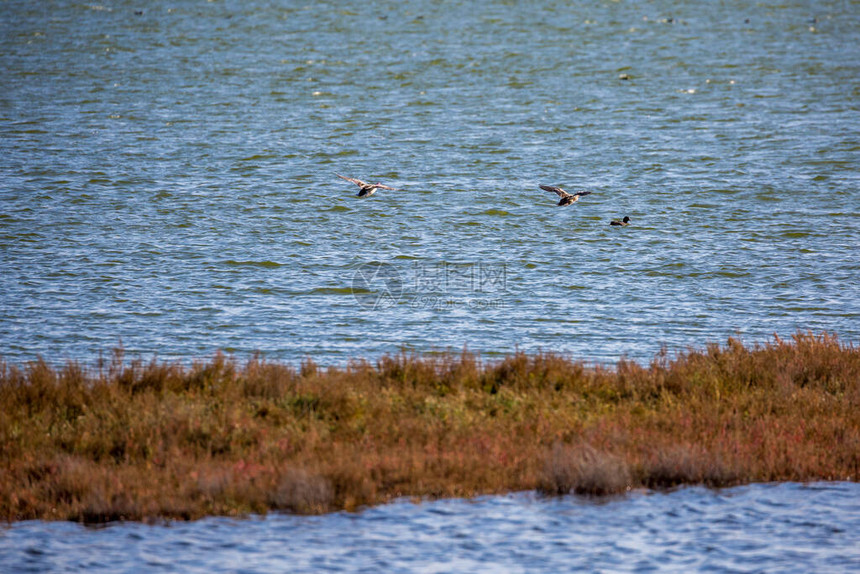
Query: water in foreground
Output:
[[2, 483, 859, 573]]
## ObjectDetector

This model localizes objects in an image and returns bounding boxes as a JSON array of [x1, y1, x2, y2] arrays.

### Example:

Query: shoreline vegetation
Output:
[[1, 332, 858, 524]]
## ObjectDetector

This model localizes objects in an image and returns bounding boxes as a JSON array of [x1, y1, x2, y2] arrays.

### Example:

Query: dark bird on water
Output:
[[539, 185, 593, 206], [610, 216, 631, 226], [336, 174, 400, 197]]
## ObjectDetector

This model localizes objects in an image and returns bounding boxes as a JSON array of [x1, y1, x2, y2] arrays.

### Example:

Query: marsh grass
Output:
[[1, 332, 858, 523]]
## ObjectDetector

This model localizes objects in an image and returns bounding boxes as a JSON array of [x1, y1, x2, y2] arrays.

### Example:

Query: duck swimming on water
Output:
[[336, 174, 400, 197], [539, 185, 593, 206], [610, 216, 631, 226]]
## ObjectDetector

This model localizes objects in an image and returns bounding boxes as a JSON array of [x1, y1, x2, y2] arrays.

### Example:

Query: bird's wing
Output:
[[540, 184, 570, 198], [374, 184, 399, 191], [574, 191, 593, 197], [336, 174, 366, 187]]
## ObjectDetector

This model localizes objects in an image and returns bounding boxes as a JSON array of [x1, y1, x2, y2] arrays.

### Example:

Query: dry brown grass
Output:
[[1, 332, 858, 523], [538, 443, 631, 496]]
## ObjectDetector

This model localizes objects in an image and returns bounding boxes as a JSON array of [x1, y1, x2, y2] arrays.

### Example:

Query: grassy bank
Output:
[[1, 332, 858, 523]]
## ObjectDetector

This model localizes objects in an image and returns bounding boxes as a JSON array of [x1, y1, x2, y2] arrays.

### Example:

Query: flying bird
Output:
[[336, 174, 400, 197], [539, 185, 593, 206], [610, 216, 631, 226]]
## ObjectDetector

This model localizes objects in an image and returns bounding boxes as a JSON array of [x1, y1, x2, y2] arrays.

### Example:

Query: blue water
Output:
[[2, 2, 860, 567], [1, 0, 858, 366], [2, 483, 859, 573]]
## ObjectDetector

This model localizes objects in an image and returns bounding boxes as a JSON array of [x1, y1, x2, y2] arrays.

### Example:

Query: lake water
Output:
[[2, 0, 859, 367], [2, 483, 859, 572], [2, 1, 860, 567]]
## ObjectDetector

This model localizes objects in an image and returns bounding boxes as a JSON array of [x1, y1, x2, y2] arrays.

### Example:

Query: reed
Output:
[[1, 332, 858, 523]]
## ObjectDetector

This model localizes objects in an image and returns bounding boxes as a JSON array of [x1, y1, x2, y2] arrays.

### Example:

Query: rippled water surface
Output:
[[1, 0, 859, 366], [2, 483, 859, 573]]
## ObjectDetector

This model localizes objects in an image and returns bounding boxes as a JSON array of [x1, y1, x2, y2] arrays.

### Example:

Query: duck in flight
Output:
[[539, 185, 593, 206], [336, 174, 400, 197], [610, 216, 631, 226]]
